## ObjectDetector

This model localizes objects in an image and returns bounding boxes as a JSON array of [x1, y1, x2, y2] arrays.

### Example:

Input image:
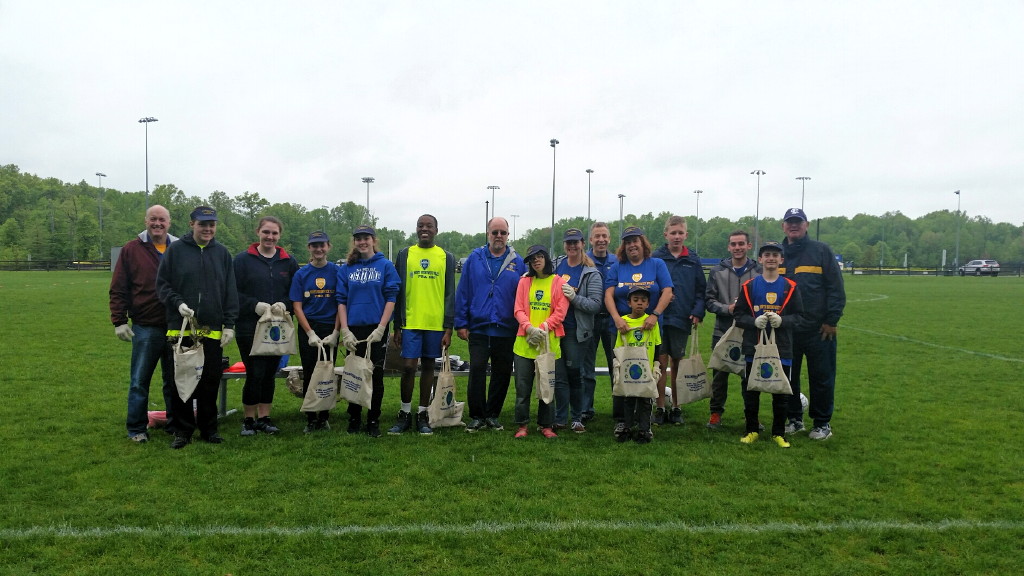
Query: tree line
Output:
[[1, 164, 1021, 268]]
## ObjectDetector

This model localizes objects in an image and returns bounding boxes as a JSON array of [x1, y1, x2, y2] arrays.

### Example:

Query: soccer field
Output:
[[1, 272, 1021, 575]]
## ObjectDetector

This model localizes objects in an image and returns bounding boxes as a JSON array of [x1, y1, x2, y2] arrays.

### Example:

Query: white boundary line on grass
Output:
[[2, 519, 1022, 539], [845, 326, 1024, 363]]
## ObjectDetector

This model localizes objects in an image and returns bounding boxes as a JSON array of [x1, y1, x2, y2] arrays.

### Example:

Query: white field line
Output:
[[2, 519, 1022, 540], [845, 326, 1024, 363]]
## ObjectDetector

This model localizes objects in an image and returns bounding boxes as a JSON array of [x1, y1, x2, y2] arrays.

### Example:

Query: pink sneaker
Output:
[[540, 427, 558, 439], [514, 426, 528, 439]]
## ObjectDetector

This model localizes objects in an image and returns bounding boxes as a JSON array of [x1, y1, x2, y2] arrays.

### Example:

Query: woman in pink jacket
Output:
[[512, 245, 569, 438]]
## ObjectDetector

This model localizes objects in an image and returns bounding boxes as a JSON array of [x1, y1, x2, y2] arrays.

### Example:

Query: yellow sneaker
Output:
[[772, 435, 791, 448], [740, 432, 759, 444]]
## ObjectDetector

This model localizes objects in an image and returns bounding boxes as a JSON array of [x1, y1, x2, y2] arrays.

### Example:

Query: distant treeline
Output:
[[1, 164, 1021, 268]]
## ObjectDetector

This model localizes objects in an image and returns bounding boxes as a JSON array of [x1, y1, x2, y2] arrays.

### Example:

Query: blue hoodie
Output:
[[336, 252, 401, 327], [454, 245, 524, 337]]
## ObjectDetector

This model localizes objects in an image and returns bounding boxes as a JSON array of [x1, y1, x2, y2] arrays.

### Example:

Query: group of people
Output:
[[110, 204, 845, 449]]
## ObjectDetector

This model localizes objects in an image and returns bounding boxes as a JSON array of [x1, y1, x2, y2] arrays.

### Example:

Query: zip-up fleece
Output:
[[705, 257, 761, 338], [157, 232, 239, 332]]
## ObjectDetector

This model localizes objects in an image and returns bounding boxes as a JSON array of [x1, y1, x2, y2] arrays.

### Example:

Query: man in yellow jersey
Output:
[[388, 214, 457, 435]]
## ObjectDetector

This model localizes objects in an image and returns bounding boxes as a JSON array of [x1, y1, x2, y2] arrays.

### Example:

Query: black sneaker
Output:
[[466, 418, 486, 433], [347, 415, 362, 434], [485, 417, 503, 431], [241, 417, 257, 437], [616, 426, 633, 443], [669, 407, 683, 425], [653, 407, 666, 426], [416, 412, 433, 435], [388, 410, 411, 435], [201, 432, 224, 444], [254, 417, 280, 435], [170, 433, 191, 449], [634, 429, 653, 444], [365, 421, 381, 438], [303, 420, 317, 434]]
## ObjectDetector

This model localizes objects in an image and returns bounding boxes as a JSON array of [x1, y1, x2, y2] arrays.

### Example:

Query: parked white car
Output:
[[958, 259, 1000, 276]]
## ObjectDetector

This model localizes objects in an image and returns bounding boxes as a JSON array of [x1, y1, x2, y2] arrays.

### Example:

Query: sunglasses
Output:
[[490, 230, 509, 236]]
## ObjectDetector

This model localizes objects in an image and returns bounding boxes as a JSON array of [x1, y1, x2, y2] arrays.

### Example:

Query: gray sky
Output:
[[3, 0, 1022, 238]]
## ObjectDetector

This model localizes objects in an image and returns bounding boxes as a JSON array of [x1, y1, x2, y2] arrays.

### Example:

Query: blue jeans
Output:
[[513, 354, 554, 427], [554, 331, 587, 425], [581, 314, 616, 418], [787, 329, 838, 427], [126, 324, 175, 436]]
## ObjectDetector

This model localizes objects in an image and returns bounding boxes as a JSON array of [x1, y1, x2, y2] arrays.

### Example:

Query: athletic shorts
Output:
[[401, 329, 444, 359], [659, 326, 691, 360]]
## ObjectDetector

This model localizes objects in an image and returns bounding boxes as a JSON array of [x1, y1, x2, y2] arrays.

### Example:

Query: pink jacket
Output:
[[514, 274, 569, 337]]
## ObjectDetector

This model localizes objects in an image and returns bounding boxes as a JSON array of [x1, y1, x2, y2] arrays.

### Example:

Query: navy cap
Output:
[[563, 228, 584, 242], [307, 231, 330, 244], [782, 207, 808, 222], [352, 224, 376, 237], [758, 241, 784, 256], [621, 226, 644, 239], [525, 244, 549, 260], [190, 206, 218, 222], [627, 285, 651, 298]]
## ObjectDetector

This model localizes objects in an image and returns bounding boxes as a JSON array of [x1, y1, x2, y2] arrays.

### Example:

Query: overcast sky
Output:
[[3, 0, 1022, 238]]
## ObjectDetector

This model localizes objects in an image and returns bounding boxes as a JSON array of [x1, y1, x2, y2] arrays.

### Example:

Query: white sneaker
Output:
[[808, 424, 832, 440], [785, 419, 806, 435]]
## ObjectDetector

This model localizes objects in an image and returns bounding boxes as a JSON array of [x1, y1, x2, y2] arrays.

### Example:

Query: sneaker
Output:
[[388, 410, 411, 435], [634, 429, 653, 444], [808, 424, 833, 441], [170, 433, 191, 449], [514, 426, 528, 439], [466, 418, 486, 433], [652, 407, 666, 426], [415, 412, 433, 435], [706, 413, 722, 430], [485, 417, 504, 431], [347, 416, 362, 434], [255, 417, 280, 435], [616, 426, 632, 443], [552, 422, 568, 431], [758, 422, 766, 432], [772, 435, 791, 448], [785, 419, 806, 435], [581, 411, 595, 423], [570, 420, 586, 434], [540, 427, 558, 439], [201, 432, 224, 444], [365, 421, 381, 438], [613, 421, 627, 439], [669, 407, 683, 425], [318, 420, 331, 431], [740, 432, 759, 444], [240, 417, 257, 437], [303, 422, 317, 434], [129, 432, 149, 443]]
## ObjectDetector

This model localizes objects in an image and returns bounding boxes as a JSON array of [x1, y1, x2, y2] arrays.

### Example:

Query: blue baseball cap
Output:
[[307, 231, 330, 244], [525, 244, 549, 260], [783, 208, 808, 222], [627, 285, 651, 298], [563, 228, 584, 242], [190, 206, 218, 222], [621, 226, 644, 239], [352, 224, 376, 237], [758, 241, 784, 256]]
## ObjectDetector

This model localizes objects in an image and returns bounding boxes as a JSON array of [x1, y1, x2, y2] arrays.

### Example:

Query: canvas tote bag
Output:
[[250, 306, 298, 356], [301, 344, 338, 412], [428, 348, 465, 427], [708, 322, 746, 375], [534, 336, 557, 405], [339, 339, 374, 408], [173, 316, 205, 402], [675, 330, 711, 404], [747, 328, 793, 395], [612, 343, 658, 399]]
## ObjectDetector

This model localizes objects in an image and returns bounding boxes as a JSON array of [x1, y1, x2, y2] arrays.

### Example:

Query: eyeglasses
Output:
[[490, 230, 509, 236]]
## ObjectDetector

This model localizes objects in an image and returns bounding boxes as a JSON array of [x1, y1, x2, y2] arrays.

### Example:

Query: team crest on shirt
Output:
[[506, 263, 517, 271], [632, 329, 644, 342], [560, 274, 570, 282], [631, 273, 643, 282], [534, 289, 544, 301], [315, 277, 326, 289], [766, 292, 778, 305], [420, 259, 430, 270]]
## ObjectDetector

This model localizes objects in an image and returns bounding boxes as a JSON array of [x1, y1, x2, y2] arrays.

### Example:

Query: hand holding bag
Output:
[[747, 328, 793, 395], [339, 339, 374, 408], [708, 322, 746, 375], [612, 342, 657, 399], [249, 305, 298, 356], [428, 347, 466, 427], [675, 329, 711, 404], [301, 344, 338, 412], [173, 316, 205, 402]]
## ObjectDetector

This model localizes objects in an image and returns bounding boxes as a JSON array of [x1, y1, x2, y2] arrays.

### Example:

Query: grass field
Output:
[[1, 271, 1022, 575]]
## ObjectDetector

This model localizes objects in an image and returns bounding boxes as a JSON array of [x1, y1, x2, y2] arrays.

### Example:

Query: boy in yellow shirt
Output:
[[614, 286, 662, 444]]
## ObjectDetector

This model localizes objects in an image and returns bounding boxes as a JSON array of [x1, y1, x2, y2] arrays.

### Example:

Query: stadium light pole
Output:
[[586, 169, 595, 220], [510, 214, 519, 242], [487, 185, 500, 221], [751, 170, 765, 248], [549, 139, 559, 255], [693, 189, 703, 255], [138, 117, 158, 208], [617, 194, 626, 240], [361, 177, 374, 216], [485, 201, 489, 235], [954, 190, 961, 270], [796, 176, 811, 210], [96, 172, 106, 258]]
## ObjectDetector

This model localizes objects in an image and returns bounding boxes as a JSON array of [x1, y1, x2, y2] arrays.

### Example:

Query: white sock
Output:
[[401, 402, 411, 413], [418, 406, 428, 414]]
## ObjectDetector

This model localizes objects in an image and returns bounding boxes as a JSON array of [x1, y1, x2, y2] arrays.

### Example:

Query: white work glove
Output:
[[321, 330, 339, 347], [766, 311, 782, 328], [368, 325, 387, 344], [306, 329, 322, 347], [754, 314, 768, 329], [561, 283, 576, 301], [114, 324, 134, 341], [526, 326, 546, 347], [652, 360, 662, 381], [220, 328, 235, 347], [255, 302, 270, 316], [178, 303, 195, 318], [342, 328, 359, 351], [271, 302, 287, 316]]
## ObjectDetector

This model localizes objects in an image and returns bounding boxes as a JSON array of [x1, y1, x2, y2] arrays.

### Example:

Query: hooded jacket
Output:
[[110, 230, 179, 327], [157, 231, 238, 332], [337, 251, 401, 327], [651, 244, 707, 332], [705, 257, 761, 339], [553, 255, 604, 341], [454, 244, 524, 337], [780, 234, 846, 330]]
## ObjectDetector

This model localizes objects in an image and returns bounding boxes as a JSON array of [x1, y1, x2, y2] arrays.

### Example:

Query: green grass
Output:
[[1, 272, 1022, 575]]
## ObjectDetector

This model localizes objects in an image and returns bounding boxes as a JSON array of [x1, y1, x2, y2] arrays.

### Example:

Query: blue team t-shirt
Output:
[[605, 257, 674, 316]]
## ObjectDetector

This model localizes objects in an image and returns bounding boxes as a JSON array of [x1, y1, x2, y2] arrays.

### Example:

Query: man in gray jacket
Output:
[[704, 230, 760, 429]]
